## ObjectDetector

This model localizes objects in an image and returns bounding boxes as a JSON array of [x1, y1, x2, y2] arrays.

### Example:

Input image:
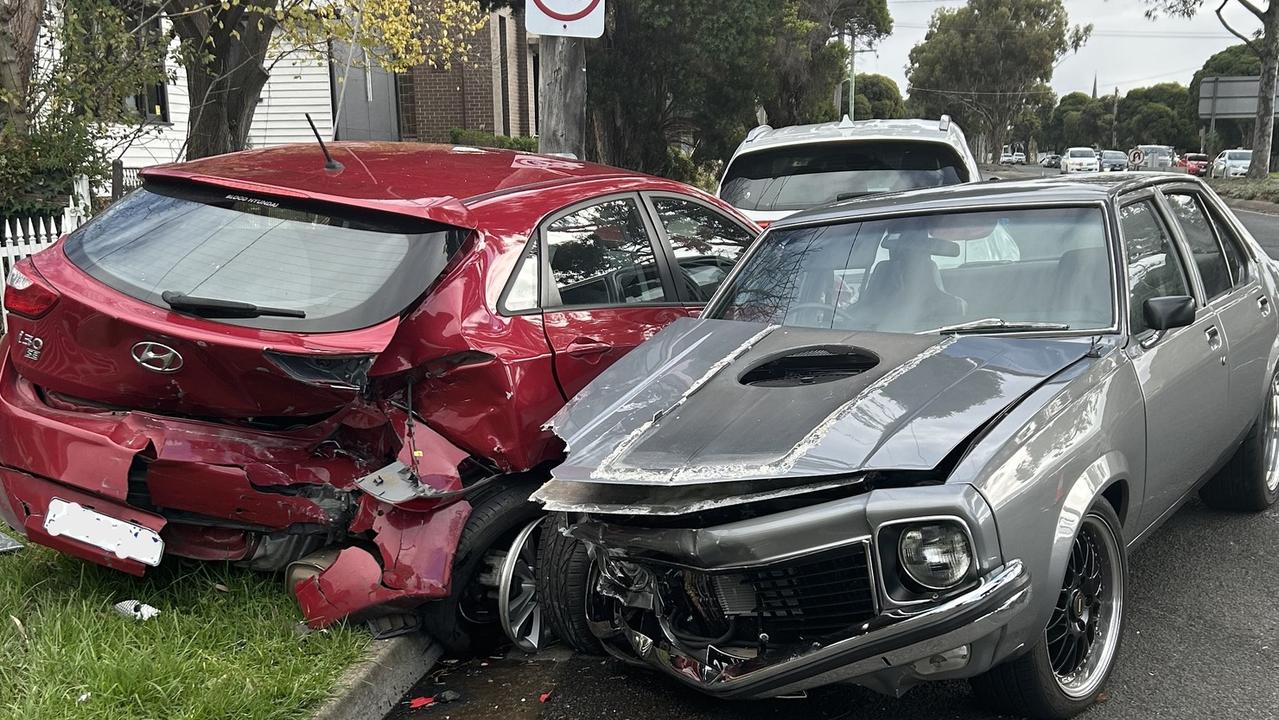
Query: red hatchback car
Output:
[[0, 143, 757, 649]]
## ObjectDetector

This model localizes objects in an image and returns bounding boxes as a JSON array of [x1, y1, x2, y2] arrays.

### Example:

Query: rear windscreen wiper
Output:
[[933, 318, 1069, 334], [161, 291, 307, 319]]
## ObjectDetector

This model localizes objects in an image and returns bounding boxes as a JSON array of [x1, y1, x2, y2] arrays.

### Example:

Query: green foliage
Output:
[[449, 128, 538, 152], [760, 0, 892, 127], [1190, 43, 1261, 151], [0, 0, 169, 215], [1116, 83, 1196, 149], [906, 0, 1091, 161], [853, 73, 905, 119], [586, 0, 780, 179]]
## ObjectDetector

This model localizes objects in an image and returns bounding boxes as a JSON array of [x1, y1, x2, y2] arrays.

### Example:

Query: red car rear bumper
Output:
[[0, 337, 471, 627]]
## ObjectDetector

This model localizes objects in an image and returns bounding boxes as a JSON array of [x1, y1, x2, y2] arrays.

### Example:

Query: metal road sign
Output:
[[526, 0, 606, 38]]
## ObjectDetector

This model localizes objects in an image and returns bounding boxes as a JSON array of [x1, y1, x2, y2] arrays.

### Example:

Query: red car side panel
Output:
[[543, 306, 698, 399]]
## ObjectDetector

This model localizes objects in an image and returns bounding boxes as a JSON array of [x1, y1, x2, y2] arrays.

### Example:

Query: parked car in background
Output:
[[718, 115, 981, 227], [538, 173, 1279, 719], [1100, 150, 1128, 172], [1212, 149, 1253, 179], [1183, 152, 1209, 177], [999, 152, 1016, 164], [0, 143, 758, 653], [1012, 151, 1027, 164], [1041, 154, 1062, 169], [1062, 146, 1100, 173]]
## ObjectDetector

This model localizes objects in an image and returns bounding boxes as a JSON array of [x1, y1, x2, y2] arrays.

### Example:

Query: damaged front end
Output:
[[532, 317, 1096, 696]]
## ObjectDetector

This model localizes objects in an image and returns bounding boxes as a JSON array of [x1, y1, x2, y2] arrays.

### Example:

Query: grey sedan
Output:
[[534, 174, 1279, 719]]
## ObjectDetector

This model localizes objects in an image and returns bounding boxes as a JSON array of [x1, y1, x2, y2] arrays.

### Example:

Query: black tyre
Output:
[[420, 476, 543, 655], [1200, 371, 1279, 512], [537, 512, 603, 654], [971, 500, 1126, 720]]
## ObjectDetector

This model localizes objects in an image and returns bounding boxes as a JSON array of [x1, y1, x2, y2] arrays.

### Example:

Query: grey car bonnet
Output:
[[543, 317, 1094, 489]]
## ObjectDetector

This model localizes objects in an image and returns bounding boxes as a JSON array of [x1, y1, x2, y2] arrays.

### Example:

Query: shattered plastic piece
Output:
[[113, 600, 160, 621], [539, 692, 552, 703], [0, 533, 20, 554], [408, 696, 434, 709], [77, 692, 91, 704], [213, 583, 230, 593]]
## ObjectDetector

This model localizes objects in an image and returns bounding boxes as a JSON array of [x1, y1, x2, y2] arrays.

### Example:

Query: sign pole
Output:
[[538, 35, 587, 158]]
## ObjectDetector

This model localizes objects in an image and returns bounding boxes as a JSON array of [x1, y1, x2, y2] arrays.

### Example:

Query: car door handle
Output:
[[566, 338, 613, 358], [1205, 326, 1222, 350], [1259, 295, 1271, 317]]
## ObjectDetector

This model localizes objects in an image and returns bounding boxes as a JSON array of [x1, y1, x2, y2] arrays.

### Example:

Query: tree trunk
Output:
[[166, 0, 275, 159], [0, 0, 43, 136], [1249, 9, 1279, 179], [538, 35, 587, 158]]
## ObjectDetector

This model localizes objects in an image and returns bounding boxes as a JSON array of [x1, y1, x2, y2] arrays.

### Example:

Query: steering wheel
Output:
[[785, 302, 837, 327]]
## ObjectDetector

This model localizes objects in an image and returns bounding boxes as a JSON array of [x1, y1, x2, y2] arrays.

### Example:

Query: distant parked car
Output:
[[1012, 151, 1027, 164], [1100, 150, 1128, 172], [999, 152, 1016, 165], [1131, 145, 1175, 171], [1183, 153, 1209, 176], [1212, 149, 1253, 179], [1062, 146, 1100, 173], [718, 115, 982, 227], [1040, 154, 1061, 168]]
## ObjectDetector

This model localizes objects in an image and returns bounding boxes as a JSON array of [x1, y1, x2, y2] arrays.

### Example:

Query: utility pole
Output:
[[848, 31, 856, 119], [538, 35, 587, 158], [1111, 87, 1119, 149]]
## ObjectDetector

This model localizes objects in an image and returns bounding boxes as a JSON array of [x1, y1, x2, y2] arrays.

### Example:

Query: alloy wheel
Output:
[[1045, 512, 1123, 699], [498, 517, 549, 652], [1262, 373, 1279, 493]]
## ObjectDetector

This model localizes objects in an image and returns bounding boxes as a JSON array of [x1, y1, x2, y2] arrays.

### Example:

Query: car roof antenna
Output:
[[305, 113, 344, 172]]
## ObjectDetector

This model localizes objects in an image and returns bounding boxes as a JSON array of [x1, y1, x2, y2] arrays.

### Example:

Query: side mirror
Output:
[[1143, 295, 1196, 331]]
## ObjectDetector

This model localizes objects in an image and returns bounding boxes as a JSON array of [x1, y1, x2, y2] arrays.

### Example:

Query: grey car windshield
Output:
[[64, 184, 464, 332], [720, 141, 968, 212], [710, 207, 1113, 333]]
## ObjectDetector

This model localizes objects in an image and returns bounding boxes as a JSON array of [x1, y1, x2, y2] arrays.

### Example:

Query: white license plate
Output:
[[43, 498, 164, 567]]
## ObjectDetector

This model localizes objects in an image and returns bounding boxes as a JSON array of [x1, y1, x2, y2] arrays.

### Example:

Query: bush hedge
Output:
[[448, 128, 539, 153]]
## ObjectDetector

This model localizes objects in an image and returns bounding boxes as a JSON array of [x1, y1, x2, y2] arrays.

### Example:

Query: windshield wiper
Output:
[[933, 318, 1070, 334], [161, 291, 307, 319]]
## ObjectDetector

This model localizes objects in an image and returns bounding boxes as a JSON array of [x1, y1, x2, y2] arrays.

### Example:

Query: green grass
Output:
[[0, 530, 369, 720]]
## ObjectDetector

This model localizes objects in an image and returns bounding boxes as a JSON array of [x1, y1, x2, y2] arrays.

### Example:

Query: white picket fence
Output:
[[0, 203, 89, 326]]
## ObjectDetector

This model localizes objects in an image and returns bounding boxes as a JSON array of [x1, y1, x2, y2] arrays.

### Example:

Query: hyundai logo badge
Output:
[[131, 341, 184, 373]]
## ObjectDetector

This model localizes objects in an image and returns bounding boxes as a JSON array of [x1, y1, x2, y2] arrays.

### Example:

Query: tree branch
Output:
[[1219, 0, 1263, 55]]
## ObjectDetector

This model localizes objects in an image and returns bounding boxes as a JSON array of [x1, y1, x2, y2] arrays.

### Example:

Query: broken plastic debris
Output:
[[539, 692, 552, 703], [76, 692, 91, 704], [0, 533, 21, 554], [113, 600, 160, 621], [213, 583, 230, 593], [408, 696, 434, 709]]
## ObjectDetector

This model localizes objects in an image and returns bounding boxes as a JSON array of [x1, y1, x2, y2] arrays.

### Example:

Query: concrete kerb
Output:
[[310, 632, 440, 720], [1224, 197, 1279, 216]]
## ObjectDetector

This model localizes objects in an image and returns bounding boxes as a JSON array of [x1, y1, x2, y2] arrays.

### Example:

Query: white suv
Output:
[[1062, 147, 1100, 174], [718, 116, 982, 226]]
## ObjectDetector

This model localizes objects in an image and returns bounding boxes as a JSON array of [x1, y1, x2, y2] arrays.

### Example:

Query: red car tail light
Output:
[[4, 259, 60, 319]]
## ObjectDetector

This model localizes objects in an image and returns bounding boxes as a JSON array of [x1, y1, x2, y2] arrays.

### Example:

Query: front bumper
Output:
[[615, 560, 1030, 698]]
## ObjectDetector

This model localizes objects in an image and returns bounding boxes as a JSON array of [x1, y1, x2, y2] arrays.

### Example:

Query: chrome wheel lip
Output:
[[1263, 374, 1279, 493], [1047, 513, 1124, 700], [498, 517, 548, 653]]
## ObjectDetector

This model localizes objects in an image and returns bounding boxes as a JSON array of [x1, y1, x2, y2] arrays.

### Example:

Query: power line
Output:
[[892, 21, 1236, 39]]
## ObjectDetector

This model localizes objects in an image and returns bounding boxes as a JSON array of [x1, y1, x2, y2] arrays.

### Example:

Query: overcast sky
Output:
[[859, 0, 1258, 102]]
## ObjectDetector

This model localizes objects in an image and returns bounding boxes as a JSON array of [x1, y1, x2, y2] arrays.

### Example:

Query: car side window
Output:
[[502, 240, 540, 313], [1120, 200, 1192, 334], [1162, 192, 1232, 300], [1203, 203, 1250, 286], [649, 196, 755, 301], [545, 197, 669, 308]]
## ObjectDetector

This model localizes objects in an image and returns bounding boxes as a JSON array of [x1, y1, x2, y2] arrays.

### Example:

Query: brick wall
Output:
[[401, 9, 537, 143]]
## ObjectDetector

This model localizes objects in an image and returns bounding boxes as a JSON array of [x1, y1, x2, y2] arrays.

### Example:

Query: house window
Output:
[[117, 0, 170, 123]]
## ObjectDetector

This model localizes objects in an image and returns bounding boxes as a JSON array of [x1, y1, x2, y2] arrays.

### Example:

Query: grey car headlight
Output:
[[898, 522, 973, 590]]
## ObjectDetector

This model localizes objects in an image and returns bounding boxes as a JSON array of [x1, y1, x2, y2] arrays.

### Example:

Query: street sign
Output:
[[526, 0, 605, 38], [1128, 149, 1144, 166]]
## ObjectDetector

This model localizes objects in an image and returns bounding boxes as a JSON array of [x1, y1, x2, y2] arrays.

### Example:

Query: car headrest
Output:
[[882, 234, 961, 258]]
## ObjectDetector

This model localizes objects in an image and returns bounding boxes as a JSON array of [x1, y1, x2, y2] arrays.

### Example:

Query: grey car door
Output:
[[1119, 197, 1231, 528], [1159, 187, 1275, 444]]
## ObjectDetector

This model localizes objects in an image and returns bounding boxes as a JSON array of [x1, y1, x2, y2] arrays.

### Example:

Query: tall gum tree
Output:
[[905, 0, 1090, 162], [1144, 1, 1276, 178]]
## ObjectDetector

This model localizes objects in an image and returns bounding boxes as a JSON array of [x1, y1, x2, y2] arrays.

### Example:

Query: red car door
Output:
[[540, 193, 691, 399]]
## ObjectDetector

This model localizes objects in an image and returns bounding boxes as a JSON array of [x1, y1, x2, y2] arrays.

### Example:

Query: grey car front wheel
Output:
[[1200, 370, 1279, 511], [971, 500, 1126, 720]]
